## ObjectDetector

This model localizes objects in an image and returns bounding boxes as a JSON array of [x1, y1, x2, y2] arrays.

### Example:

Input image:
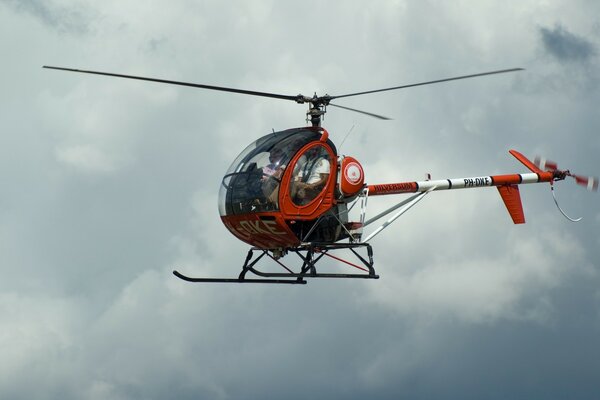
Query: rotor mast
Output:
[[304, 94, 331, 127]]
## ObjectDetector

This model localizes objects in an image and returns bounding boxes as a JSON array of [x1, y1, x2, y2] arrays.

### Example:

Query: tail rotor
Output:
[[534, 156, 597, 190], [533, 155, 597, 222], [572, 174, 599, 192]]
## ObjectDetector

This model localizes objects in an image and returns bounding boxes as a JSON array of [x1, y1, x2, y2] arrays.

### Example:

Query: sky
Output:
[[1, 0, 600, 398]]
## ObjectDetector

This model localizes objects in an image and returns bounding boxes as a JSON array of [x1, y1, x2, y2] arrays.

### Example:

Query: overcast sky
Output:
[[1, 1, 600, 399]]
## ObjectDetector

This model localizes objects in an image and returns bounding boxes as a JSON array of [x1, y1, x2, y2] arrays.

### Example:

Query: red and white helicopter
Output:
[[44, 66, 597, 284]]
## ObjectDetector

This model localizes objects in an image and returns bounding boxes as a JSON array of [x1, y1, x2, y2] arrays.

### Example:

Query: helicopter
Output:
[[44, 66, 597, 284]]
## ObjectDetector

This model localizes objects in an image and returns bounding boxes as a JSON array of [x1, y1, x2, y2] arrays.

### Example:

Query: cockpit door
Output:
[[279, 142, 337, 219]]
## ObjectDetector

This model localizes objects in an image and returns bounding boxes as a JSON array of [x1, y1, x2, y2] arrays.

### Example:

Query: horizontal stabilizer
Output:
[[497, 184, 525, 224]]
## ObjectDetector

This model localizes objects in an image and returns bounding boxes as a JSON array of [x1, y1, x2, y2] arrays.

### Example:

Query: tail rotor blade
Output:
[[534, 156, 558, 171], [573, 174, 599, 191]]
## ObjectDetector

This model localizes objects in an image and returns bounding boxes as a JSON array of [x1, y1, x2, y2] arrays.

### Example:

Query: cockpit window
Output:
[[218, 129, 320, 216], [289, 145, 331, 206]]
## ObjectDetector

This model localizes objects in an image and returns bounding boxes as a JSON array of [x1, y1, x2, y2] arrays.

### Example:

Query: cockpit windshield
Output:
[[218, 128, 321, 216]]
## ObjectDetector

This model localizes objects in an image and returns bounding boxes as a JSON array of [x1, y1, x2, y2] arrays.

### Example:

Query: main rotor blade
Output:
[[43, 66, 304, 102], [329, 68, 524, 100], [328, 103, 392, 120]]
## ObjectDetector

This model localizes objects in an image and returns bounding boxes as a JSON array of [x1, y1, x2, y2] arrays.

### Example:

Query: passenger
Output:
[[262, 147, 285, 179], [261, 147, 286, 204]]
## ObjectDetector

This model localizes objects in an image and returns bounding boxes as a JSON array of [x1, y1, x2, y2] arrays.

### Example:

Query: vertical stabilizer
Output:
[[497, 184, 525, 224], [509, 149, 544, 174]]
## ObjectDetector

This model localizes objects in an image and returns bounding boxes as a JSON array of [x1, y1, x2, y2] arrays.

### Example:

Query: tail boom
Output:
[[363, 149, 592, 225], [367, 171, 553, 196]]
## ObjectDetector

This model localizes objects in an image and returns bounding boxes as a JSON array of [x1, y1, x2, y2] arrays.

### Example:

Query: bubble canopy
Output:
[[218, 128, 326, 216]]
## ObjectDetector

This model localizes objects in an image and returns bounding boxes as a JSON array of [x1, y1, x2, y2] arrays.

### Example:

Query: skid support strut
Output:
[[173, 242, 378, 284]]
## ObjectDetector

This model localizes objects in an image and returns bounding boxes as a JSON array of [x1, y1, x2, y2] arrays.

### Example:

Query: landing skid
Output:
[[173, 243, 378, 284]]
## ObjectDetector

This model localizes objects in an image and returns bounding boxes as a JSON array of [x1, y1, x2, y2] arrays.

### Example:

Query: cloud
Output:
[[540, 23, 596, 63], [55, 144, 119, 173], [1, 0, 94, 34], [367, 219, 590, 324]]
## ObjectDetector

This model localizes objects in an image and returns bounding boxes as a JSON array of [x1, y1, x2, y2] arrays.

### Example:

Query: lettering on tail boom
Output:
[[369, 182, 418, 195], [463, 176, 491, 188]]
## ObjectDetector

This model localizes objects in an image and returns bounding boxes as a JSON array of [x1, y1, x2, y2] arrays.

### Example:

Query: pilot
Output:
[[292, 147, 330, 204]]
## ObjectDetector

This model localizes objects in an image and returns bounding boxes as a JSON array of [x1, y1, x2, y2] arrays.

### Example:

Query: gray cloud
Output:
[[540, 23, 596, 63], [1, 0, 93, 34]]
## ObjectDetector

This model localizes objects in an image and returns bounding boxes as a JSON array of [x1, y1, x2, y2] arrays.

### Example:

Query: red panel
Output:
[[221, 213, 300, 249], [340, 157, 365, 197], [509, 149, 545, 174], [367, 182, 418, 196], [491, 174, 523, 185], [497, 184, 525, 224]]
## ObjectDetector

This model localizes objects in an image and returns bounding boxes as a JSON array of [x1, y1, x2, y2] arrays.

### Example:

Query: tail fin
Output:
[[509, 149, 544, 174], [497, 184, 525, 224]]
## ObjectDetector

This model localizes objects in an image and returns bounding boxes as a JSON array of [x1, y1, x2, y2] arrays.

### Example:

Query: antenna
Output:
[[338, 124, 355, 152]]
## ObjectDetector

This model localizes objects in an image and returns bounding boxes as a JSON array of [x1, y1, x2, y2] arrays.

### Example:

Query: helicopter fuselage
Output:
[[218, 127, 364, 250]]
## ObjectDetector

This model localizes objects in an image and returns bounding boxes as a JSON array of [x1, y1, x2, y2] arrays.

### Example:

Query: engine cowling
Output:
[[339, 156, 365, 197]]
